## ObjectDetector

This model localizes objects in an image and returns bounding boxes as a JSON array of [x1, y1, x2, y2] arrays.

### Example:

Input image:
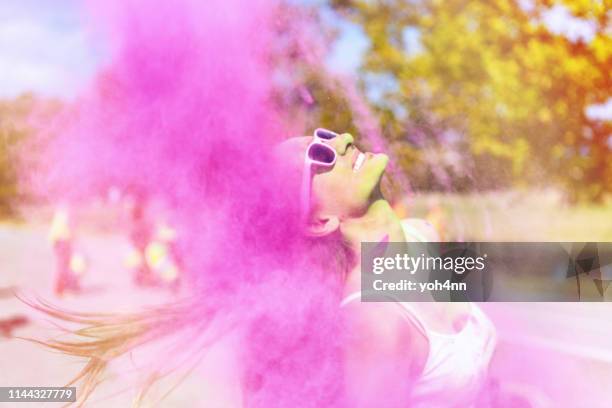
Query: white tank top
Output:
[[340, 219, 497, 407], [341, 293, 496, 407]]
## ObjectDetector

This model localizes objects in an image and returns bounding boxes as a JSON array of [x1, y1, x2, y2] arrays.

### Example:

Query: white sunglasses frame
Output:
[[299, 128, 339, 224]]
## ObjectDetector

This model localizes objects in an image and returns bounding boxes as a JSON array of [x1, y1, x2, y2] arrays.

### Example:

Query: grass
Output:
[[403, 190, 612, 241]]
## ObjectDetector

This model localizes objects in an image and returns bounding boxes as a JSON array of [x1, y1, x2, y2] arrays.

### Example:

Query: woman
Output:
[[48, 206, 84, 296], [35, 128, 495, 407], [280, 128, 497, 407]]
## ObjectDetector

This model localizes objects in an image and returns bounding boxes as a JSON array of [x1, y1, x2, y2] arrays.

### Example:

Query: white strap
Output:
[[340, 291, 361, 307], [402, 223, 429, 243]]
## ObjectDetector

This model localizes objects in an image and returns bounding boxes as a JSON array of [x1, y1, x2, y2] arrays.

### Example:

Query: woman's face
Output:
[[297, 133, 389, 219]]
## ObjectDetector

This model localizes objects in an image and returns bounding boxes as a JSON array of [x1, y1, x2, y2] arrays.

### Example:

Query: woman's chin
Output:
[[373, 152, 389, 168], [373, 154, 389, 181], [362, 153, 388, 178], [352, 153, 389, 204], [380, 152, 390, 161]]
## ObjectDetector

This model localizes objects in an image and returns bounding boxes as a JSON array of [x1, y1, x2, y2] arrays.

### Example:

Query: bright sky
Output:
[[0, 0, 609, 119], [0, 0, 102, 99]]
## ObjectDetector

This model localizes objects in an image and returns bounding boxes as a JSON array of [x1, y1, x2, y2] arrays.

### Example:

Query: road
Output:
[[1, 223, 612, 407]]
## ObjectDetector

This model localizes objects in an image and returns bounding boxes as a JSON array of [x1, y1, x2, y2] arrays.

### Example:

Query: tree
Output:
[[0, 95, 36, 216], [330, 0, 611, 201], [0, 94, 62, 216]]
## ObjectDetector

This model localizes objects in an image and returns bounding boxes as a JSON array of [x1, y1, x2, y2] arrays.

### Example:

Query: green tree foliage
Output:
[[330, 0, 611, 201], [0, 95, 35, 216], [0, 94, 62, 216]]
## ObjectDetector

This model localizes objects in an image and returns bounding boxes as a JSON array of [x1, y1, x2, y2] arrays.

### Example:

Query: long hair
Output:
[[26, 194, 353, 407], [21, 0, 358, 405], [25, 136, 354, 406], [21, 297, 205, 406]]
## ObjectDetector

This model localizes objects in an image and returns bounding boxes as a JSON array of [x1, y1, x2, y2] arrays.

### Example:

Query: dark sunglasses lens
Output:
[[308, 144, 335, 164], [315, 129, 338, 140]]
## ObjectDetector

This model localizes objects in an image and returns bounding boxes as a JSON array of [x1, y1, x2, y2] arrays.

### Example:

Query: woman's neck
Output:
[[341, 198, 405, 293], [341, 198, 405, 246]]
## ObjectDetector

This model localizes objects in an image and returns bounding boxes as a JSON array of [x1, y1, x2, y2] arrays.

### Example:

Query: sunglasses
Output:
[[300, 128, 339, 223]]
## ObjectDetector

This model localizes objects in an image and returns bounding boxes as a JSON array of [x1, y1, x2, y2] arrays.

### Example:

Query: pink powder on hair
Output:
[[22, 0, 386, 406]]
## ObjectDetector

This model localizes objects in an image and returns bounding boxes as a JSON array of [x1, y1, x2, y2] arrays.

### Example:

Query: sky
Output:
[[0, 0, 609, 119], [0, 0, 102, 99]]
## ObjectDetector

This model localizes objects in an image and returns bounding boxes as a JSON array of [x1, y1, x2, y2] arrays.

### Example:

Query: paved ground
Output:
[[1, 222, 612, 407]]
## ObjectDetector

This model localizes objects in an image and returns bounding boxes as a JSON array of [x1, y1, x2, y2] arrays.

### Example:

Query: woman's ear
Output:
[[306, 215, 340, 237]]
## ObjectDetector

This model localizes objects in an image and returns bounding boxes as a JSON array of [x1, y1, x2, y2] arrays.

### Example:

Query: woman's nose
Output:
[[329, 133, 354, 155]]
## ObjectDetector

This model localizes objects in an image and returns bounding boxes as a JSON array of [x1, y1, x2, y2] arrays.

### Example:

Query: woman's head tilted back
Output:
[[233, 129, 394, 406], [277, 131, 390, 237]]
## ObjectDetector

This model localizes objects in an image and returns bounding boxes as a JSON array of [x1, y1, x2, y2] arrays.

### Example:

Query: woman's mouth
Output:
[[353, 152, 366, 172]]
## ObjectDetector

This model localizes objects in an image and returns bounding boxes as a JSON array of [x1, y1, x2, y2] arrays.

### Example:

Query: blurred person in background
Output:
[[143, 221, 182, 288], [124, 190, 182, 288], [125, 191, 159, 286], [48, 206, 86, 296]]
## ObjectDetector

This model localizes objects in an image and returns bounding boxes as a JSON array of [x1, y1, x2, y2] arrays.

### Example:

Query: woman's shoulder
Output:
[[341, 296, 429, 393], [400, 218, 440, 242], [341, 295, 427, 356]]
